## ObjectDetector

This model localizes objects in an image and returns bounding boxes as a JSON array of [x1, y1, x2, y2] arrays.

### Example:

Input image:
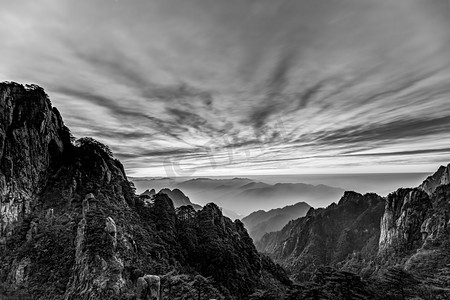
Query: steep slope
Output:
[[0, 83, 290, 300], [257, 165, 450, 298], [257, 192, 385, 278], [378, 188, 431, 257], [376, 166, 450, 288], [0, 83, 71, 240], [242, 202, 311, 241]]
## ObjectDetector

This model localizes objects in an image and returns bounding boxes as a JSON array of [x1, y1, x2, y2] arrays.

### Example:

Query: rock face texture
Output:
[[419, 164, 450, 196], [257, 192, 385, 277], [376, 166, 450, 285], [0, 83, 289, 300], [0, 83, 70, 240], [260, 164, 450, 293], [64, 203, 125, 300], [136, 275, 160, 300], [378, 188, 432, 256]]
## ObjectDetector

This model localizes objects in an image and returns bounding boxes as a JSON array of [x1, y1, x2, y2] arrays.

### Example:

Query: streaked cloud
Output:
[[1, 0, 450, 176]]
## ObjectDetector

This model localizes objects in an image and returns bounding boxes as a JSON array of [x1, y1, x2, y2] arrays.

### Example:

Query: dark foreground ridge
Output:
[[0, 82, 290, 299]]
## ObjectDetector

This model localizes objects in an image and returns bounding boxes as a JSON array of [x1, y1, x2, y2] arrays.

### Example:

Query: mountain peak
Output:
[[338, 191, 363, 206], [419, 163, 450, 195]]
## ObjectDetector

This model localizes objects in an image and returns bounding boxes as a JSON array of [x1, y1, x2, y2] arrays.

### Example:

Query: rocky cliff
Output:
[[0, 83, 71, 241], [258, 164, 450, 297], [419, 163, 450, 196], [378, 188, 432, 257], [0, 82, 289, 300], [377, 166, 450, 287], [257, 192, 385, 278]]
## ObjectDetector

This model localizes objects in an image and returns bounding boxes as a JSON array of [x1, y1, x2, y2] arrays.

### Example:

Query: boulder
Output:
[[136, 275, 160, 300], [105, 216, 117, 250]]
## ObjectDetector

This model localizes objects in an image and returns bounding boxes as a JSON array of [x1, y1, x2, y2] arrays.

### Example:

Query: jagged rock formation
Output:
[[419, 163, 450, 196], [372, 166, 450, 299], [0, 83, 70, 241], [257, 192, 385, 278], [64, 197, 125, 300], [376, 166, 450, 288], [0, 83, 289, 299], [259, 165, 450, 298], [378, 188, 432, 257]]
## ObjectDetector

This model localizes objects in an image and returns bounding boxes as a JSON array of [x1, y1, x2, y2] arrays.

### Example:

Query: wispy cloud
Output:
[[1, 0, 450, 176]]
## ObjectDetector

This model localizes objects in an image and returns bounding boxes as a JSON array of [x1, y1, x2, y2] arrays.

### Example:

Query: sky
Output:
[[1, 0, 450, 177]]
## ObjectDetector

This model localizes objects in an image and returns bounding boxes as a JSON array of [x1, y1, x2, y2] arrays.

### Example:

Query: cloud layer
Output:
[[1, 0, 450, 176]]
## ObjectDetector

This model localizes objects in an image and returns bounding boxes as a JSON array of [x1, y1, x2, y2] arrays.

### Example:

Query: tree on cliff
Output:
[[75, 137, 113, 157]]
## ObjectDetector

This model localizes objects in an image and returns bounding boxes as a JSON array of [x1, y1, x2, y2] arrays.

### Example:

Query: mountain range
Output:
[[131, 177, 345, 216]]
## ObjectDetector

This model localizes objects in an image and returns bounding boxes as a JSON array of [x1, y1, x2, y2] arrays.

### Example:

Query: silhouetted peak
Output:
[[338, 191, 364, 206]]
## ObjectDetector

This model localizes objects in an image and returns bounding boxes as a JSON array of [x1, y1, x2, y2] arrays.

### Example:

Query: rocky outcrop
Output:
[[377, 168, 450, 263], [369, 170, 450, 291], [0, 83, 70, 239], [257, 192, 385, 276], [64, 196, 125, 300], [378, 188, 432, 256], [7, 257, 31, 289], [421, 184, 450, 244], [136, 275, 160, 300], [419, 164, 450, 196]]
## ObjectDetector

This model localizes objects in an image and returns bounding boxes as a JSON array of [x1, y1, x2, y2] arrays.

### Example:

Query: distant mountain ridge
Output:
[[133, 177, 345, 216], [242, 202, 311, 241]]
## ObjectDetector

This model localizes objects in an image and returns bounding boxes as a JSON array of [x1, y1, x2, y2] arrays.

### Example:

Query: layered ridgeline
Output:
[[242, 202, 311, 242], [132, 177, 345, 217], [0, 83, 290, 300], [257, 164, 450, 298]]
